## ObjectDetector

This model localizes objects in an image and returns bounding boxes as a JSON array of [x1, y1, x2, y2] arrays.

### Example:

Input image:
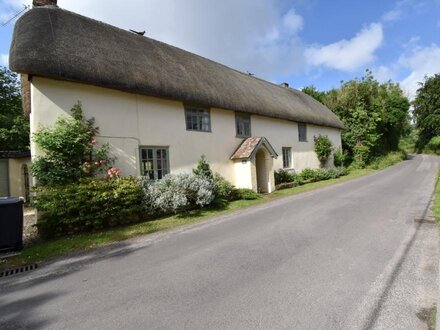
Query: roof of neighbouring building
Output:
[[0, 151, 31, 159], [230, 137, 278, 160], [9, 7, 344, 129]]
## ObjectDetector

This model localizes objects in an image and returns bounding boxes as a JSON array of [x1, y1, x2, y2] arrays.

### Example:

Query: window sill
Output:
[[186, 129, 212, 133]]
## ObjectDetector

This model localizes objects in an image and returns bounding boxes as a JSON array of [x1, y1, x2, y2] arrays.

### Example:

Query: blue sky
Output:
[[1, 0, 439, 99]]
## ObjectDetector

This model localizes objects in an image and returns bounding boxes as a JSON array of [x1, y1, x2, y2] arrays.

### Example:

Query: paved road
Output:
[[1, 155, 439, 330]]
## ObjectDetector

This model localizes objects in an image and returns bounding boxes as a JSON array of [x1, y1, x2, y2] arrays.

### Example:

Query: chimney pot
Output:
[[33, 0, 58, 7]]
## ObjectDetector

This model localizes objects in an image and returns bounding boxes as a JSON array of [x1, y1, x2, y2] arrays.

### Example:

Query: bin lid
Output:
[[0, 197, 24, 205]]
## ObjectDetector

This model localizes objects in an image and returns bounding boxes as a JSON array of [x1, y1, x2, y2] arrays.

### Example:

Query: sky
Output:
[[1, 0, 439, 99]]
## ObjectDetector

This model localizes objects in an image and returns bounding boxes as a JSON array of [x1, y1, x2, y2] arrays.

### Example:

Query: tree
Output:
[[302, 85, 327, 104], [0, 67, 29, 151], [304, 70, 410, 167], [31, 102, 113, 186], [413, 74, 440, 150]]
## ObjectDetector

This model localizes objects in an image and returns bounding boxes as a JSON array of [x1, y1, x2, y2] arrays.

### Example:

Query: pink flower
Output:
[[99, 159, 107, 165], [91, 138, 97, 145], [107, 167, 122, 178]]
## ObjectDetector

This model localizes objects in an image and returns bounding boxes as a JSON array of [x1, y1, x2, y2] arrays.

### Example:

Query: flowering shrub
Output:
[[141, 173, 215, 214], [31, 102, 114, 186], [314, 135, 333, 167]]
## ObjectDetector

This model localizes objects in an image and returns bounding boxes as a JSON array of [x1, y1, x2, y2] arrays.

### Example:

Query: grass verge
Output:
[[434, 169, 440, 223], [0, 165, 391, 268]]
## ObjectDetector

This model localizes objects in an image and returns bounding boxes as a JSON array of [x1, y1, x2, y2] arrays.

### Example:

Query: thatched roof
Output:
[[230, 137, 278, 160], [10, 7, 344, 129]]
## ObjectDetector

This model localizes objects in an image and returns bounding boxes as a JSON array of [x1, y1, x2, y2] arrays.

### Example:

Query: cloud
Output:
[[305, 23, 383, 71], [282, 8, 303, 33], [57, 0, 306, 79], [398, 44, 440, 99], [372, 65, 397, 82], [382, 9, 402, 22], [0, 54, 9, 67]]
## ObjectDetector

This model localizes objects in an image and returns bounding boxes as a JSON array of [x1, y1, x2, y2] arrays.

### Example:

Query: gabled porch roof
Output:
[[230, 137, 278, 160]]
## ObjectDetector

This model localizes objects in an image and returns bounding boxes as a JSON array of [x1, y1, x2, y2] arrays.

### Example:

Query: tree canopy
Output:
[[0, 67, 29, 151], [303, 70, 410, 167], [413, 73, 440, 151]]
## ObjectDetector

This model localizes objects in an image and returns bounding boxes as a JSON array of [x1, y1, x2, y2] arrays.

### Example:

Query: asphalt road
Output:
[[1, 155, 439, 330]]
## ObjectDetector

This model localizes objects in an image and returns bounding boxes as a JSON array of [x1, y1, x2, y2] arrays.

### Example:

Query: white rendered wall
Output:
[[30, 77, 342, 186]]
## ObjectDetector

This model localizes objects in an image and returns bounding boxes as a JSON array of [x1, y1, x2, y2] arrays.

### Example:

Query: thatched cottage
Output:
[[10, 0, 343, 193]]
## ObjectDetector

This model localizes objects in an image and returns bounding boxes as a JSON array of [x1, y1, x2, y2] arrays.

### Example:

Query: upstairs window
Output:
[[282, 147, 292, 168], [185, 107, 211, 132], [298, 123, 307, 142], [140, 147, 169, 180], [235, 112, 251, 137]]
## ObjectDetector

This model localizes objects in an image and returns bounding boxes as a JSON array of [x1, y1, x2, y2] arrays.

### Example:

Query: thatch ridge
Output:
[[10, 7, 344, 129]]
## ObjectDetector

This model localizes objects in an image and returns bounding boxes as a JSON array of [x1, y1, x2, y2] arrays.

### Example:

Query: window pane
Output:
[[282, 147, 291, 168], [185, 107, 210, 132], [162, 149, 167, 159], [147, 149, 153, 159], [236, 113, 251, 137]]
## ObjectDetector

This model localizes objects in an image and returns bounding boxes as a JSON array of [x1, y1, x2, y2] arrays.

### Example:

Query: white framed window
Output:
[[298, 123, 307, 142], [282, 147, 292, 168], [235, 112, 251, 137], [185, 106, 211, 132], [140, 147, 169, 180]]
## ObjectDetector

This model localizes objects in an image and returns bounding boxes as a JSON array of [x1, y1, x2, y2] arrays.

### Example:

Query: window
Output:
[[235, 112, 251, 137], [185, 106, 211, 132], [282, 147, 292, 168], [140, 147, 169, 180], [298, 123, 307, 142]]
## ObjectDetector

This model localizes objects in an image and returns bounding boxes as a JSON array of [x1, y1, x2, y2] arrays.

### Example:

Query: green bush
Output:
[[298, 167, 349, 184], [232, 188, 261, 200], [33, 177, 144, 238], [193, 155, 214, 181], [333, 148, 347, 167], [314, 135, 333, 167], [213, 173, 235, 203], [300, 168, 316, 182], [315, 169, 331, 181], [426, 136, 440, 155], [274, 169, 300, 185]]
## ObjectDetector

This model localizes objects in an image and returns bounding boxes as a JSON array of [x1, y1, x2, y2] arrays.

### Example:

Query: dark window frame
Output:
[[184, 106, 211, 132], [140, 146, 170, 180], [235, 112, 251, 137], [282, 147, 292, 168], [298, 123, 307, 142]]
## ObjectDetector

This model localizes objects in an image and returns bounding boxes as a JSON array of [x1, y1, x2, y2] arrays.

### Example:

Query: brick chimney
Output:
[[33, 0, 58, 7]]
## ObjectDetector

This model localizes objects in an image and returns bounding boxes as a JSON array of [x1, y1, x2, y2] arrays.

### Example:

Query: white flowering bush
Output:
[[141, 173, 215, 214]]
